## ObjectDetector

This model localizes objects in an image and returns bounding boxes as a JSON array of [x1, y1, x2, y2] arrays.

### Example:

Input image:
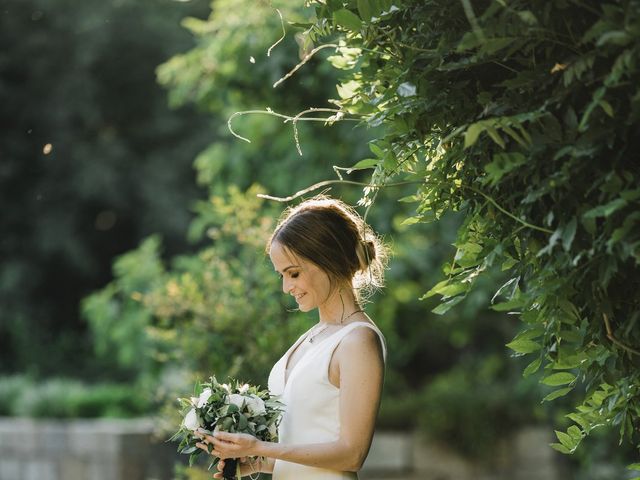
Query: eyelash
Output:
[[279, 272, 299, 279]]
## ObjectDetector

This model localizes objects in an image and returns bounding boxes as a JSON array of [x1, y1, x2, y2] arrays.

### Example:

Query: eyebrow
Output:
[[276, 265, 300, 274]]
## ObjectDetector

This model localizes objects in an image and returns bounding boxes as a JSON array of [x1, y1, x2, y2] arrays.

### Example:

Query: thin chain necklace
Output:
[[307, 309, 364, 343]]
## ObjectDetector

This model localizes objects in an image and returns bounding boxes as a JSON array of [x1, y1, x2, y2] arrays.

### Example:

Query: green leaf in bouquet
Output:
[[238, 413, 248, 430], [218, 403, 239, 416], [221, 416, 234, 430]]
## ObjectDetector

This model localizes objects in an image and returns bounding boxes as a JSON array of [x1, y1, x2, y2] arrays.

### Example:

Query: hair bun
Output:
[[356, 239, 376, 270], [364, 240, 376, 262]]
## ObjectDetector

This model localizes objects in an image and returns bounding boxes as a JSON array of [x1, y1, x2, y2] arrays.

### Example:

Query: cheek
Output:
[[312, 274, 333, 301]]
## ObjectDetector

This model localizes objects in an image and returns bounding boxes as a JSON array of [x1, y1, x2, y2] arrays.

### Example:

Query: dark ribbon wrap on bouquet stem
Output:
[[222, 458, 238, 480]]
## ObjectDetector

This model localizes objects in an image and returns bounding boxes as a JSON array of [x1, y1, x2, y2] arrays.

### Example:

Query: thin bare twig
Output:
[[273, 44, 338, 88], [267, 8, 286, 57], [463, 184, 553, 234], [603, 313, 640, 356], [257, 179, 413, 202], [227, 108, 359, 144], [288, 107, 348, 155], [258, 176, 554, 235]]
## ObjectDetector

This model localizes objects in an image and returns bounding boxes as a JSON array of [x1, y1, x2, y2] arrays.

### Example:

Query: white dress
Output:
[[267, 321, 387, 480]]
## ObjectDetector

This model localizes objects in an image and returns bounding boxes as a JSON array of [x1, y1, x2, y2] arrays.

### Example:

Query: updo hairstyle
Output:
[[267, 196, 388, 303]]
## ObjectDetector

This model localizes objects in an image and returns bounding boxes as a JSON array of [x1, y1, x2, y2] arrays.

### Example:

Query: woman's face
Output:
[[269, 241, 333, 312]]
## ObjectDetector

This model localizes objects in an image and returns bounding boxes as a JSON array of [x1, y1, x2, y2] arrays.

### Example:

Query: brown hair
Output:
[[267, 196, 388, 303]]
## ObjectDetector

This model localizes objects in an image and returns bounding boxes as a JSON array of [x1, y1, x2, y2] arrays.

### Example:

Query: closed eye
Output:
[[276, 266, 301, 279], [278, 271, 299, 279]]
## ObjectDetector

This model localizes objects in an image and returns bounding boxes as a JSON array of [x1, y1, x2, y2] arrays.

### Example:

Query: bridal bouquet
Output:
[[170, 376, 283, 479]]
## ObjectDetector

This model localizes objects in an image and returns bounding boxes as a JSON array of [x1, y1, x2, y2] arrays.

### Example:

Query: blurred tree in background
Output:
[[0, 0, 211, 377], [3, 0, 637, 477]]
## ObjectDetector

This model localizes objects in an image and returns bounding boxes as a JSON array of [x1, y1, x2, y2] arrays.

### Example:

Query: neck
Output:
[[317, 287, 361, 325]]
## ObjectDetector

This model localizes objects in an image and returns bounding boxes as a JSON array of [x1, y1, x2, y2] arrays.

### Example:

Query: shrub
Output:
[[0, 375, 149, 418]]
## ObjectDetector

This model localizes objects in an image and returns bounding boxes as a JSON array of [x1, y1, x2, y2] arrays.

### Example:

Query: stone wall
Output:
[[361, 426, 563, 480], [0, 418, 562, 480], [0, 418, 177, 480]]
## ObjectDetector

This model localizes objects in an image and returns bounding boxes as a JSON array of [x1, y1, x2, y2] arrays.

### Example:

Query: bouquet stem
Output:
[[222, 458, 238, 480]]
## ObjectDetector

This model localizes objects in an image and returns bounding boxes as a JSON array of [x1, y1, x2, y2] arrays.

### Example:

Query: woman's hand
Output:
[[210, 457, 265, 479], [212, 458, 226, 479], [195, 429, 259, 459]]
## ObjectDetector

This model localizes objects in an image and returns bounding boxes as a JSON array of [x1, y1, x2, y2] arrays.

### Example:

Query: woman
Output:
[[196, 196, 388, 479]]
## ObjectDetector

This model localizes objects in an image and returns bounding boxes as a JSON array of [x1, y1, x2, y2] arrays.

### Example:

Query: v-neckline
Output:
[[282, 321, 370, 390]]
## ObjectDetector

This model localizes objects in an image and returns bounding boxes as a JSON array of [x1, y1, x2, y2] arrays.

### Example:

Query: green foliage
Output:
[[83, 186, 308, 384], [156, 0, 375, 198], [0, 375, 31, 415], [0, 375, 149, 418], [82, 235, 166, 374], [0, 0, 212, 377], [416, 356, 543, 458], [300, 0, 640, 456]]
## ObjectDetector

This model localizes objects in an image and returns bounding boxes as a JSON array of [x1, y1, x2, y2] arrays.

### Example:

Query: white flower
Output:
[[227, 393, 245, 409], [238, 383, 250, 394], [245, 395, 266, 416], [268, 422, 277, 438], [197, 388, 212, 408], [183, 408, 200, 431]]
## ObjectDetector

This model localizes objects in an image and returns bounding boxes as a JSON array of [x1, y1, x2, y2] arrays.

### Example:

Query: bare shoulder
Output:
[[337, 323, 383, 358]]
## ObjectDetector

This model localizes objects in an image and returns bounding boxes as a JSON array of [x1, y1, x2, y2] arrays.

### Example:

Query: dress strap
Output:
[[322, 321, 387, 363]]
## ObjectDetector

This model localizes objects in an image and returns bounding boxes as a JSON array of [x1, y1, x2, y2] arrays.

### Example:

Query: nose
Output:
[[282, 276, 293, 294]]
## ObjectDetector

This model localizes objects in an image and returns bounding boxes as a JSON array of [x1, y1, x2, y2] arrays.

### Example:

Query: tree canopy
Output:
[[293, 0, 640, 457], [0, 0, 211, 376]]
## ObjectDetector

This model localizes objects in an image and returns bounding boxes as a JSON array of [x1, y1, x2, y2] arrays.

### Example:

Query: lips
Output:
[[293, 293, 306, 302]]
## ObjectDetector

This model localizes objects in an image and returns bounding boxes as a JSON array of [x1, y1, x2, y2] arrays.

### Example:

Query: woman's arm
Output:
[[202, 327, 384, 472]]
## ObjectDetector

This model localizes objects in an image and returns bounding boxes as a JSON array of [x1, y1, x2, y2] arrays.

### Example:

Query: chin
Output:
[[297, 301, 315, 313]]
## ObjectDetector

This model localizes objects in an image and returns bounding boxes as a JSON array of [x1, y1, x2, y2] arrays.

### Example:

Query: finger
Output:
[[195, 442, 211, 453], [196, 442, 222, 458], [214, 430, 233, 441], [217, 460, 225, 472], [211, 437, 233, 451]]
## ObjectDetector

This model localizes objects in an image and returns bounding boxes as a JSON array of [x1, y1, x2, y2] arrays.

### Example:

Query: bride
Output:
[[196, 196, 388, 479]]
